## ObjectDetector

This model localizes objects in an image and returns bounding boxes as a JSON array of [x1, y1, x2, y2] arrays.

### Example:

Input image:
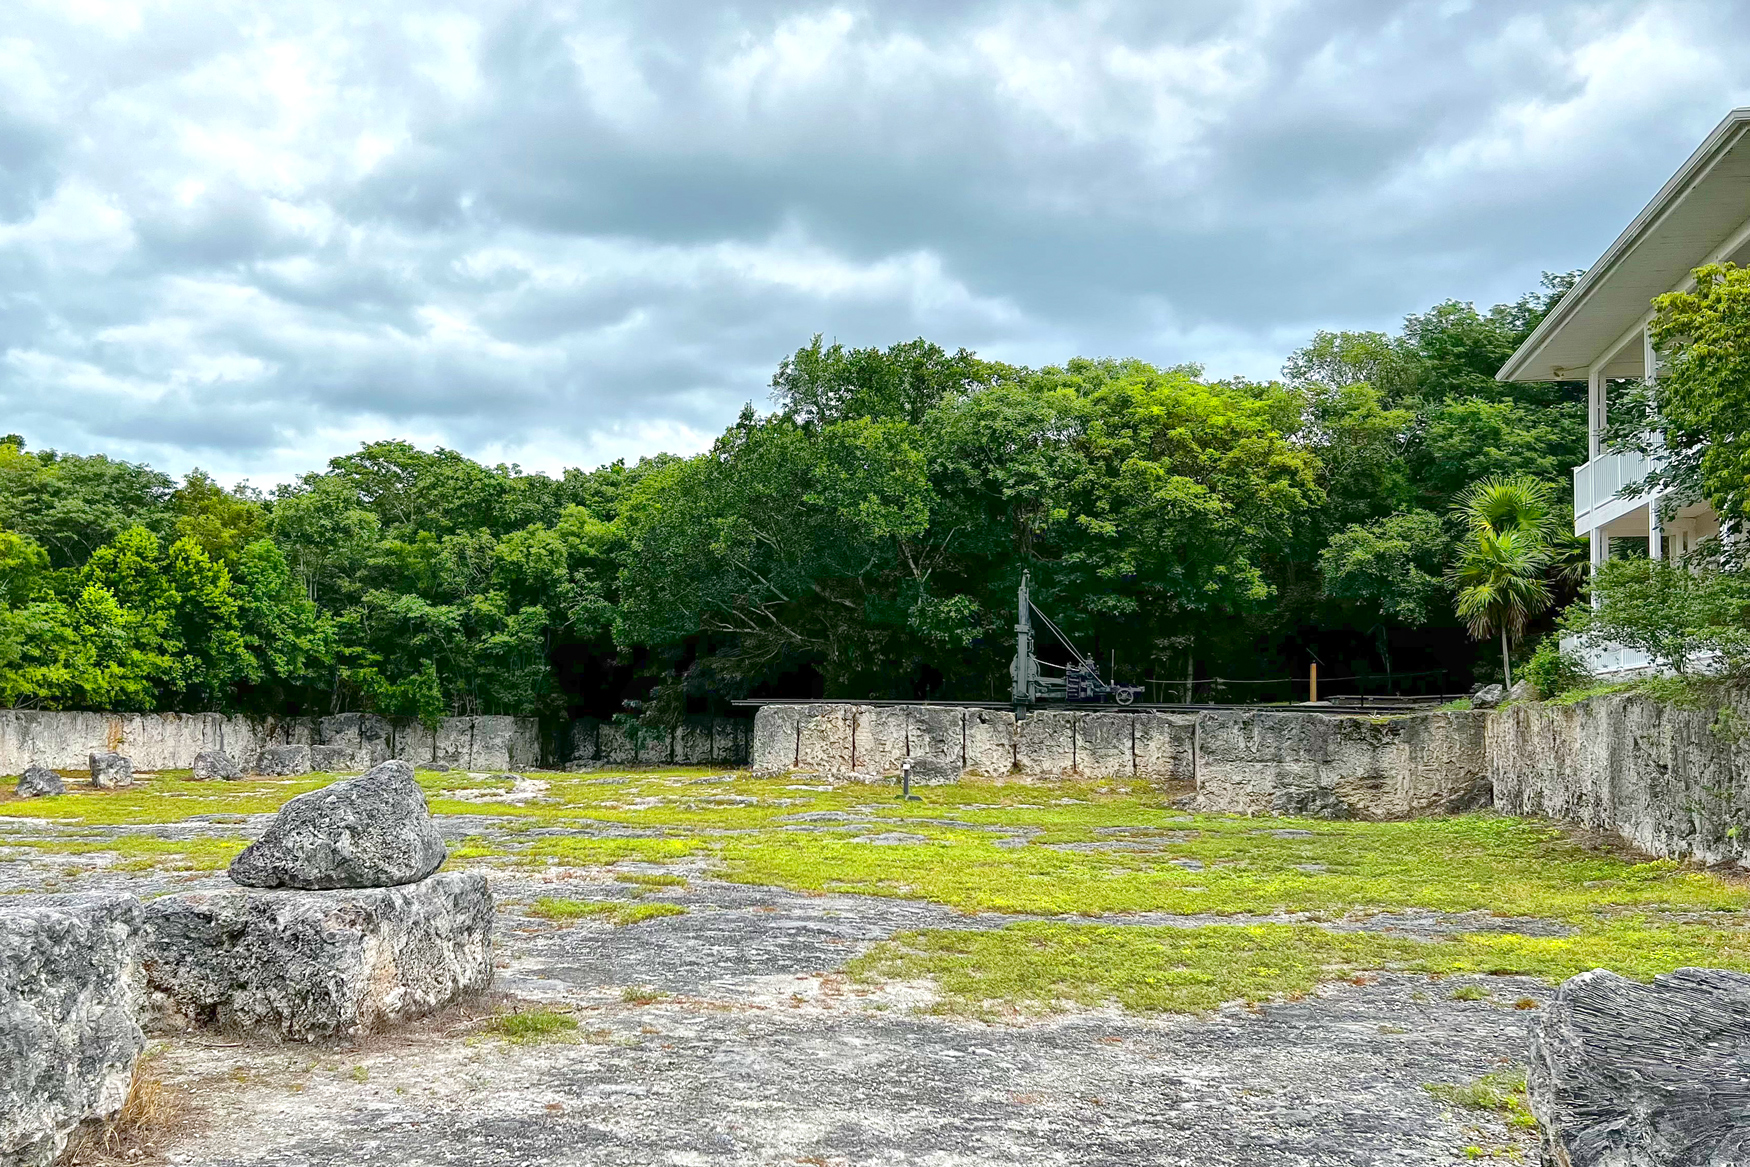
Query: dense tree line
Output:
[[0, 274, 1590, 725]]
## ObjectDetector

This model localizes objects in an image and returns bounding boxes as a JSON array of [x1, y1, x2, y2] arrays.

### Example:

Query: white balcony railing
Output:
[[1573, 449, 1654, 529]]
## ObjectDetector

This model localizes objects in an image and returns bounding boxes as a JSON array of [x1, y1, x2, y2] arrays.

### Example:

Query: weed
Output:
[[621, 987, 669, 1005], [484, 1006, 578, 1044], [350, 1065, 368, 1082], [1425, 1069, 1537, 1129], [617, 872, 690, 890], [1450, 985, 1490, 1001]]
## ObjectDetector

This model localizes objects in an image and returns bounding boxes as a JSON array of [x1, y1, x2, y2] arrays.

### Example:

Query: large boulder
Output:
[[1528, 966, 1750, 1166], [191, 749, 242, 781], [228, 759, 446, 890], [14, 766, 63, 799], [140, 873, 493, 1041], [255, 744, 311, 777], [0, 894, 145, 1167], [87, 752, 132, 790]]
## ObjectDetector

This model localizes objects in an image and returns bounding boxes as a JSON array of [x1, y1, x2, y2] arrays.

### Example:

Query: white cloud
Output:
[[3, 0, 1748, 486]]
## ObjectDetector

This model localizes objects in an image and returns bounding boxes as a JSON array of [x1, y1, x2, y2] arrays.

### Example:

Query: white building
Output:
[[1499, 108, 1749, 672]]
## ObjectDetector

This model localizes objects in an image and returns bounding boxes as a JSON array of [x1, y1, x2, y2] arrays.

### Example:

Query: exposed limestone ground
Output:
[[2, 766, 1745, 1164]]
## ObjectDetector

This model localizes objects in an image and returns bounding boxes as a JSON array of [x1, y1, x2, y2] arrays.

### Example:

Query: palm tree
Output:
[[1448, 476, 1558, 688]]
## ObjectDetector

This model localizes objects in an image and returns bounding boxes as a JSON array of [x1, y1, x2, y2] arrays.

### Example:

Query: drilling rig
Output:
[[1009, 571, 1142, 716]]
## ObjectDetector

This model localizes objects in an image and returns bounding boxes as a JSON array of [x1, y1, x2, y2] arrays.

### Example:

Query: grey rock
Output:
[[141, 873, 493, 1041], [228, 759, 446, 890], [191, 749, 242, 781], [14, 765, 63, 798], [849, 832, 930, 846], [307, 743, 355, 773], [255, 744, 311, 776], [1471, 684, 1507, 710], [1506, 679, 1537, 705], [87, 752, 132, 789], [1528, 966, 1750, 1167], [0, 894, 145, 1167]]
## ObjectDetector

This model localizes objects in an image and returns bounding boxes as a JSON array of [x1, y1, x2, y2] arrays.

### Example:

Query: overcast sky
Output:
[[4, 1, 1748, 485]]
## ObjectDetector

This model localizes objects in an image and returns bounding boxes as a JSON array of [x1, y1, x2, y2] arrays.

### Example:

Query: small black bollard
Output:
[[897, 759, 922, 802]]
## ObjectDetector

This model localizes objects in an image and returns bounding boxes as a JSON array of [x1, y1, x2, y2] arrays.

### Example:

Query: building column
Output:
[[1588, 365, 1605, 460], [1643, 326, 1663, 560]]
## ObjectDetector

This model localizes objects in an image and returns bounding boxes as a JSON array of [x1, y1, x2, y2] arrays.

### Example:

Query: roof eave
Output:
[[1498, 107, 1750, 382]]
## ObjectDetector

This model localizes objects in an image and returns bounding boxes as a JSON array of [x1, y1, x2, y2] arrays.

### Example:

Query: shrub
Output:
[[1523, 637, 1590, 698], [1564, 556, 1750, 674]]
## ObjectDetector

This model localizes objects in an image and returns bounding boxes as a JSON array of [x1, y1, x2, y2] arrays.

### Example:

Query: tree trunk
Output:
[[1501, 628, 1512, 690]]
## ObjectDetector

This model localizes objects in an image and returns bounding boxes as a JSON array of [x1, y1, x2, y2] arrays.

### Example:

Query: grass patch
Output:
[[6, 834, 247, 871], [847, 919, 1750, 1020], [528, 897, 688, 926], [483, 1006, 578, 1044]]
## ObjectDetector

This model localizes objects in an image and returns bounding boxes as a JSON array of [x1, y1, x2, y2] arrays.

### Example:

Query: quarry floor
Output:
[[5, 766, 1750, 1165]]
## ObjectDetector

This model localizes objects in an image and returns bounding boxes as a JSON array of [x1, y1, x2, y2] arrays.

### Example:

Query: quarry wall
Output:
[[1489, 691, 1750, 867], [0, 710, 543, 775], [749, 703, 1492, 821]]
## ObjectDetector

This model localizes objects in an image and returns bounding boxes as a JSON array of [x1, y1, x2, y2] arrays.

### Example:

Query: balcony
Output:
[[1573, 449, 1653, 532]]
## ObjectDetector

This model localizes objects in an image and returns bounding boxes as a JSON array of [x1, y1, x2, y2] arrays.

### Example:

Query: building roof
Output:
[[1499, 107, 1750, 382]]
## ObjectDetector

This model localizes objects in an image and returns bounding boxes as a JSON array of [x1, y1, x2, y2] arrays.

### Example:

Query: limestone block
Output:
[[432, 719, 475, 770], [15, 765, 63, 798], [392, 720, 437, 768], [256, 744, 311, 777], [751, 707, 799, 771], [191, 749, 242, 781], [675, 721, 713, 765], [141, 873, 493, 1041], [963, 708, 1016, 777], [307, 744, 355, 773], [0, 894, 145, 1167], [1075, 712, 1135, 779], [722, 717, 753, 765], [907, 707, 965, 770], [795, 705, 857, 772], [313, 713, 393, 770], [229, 761, 446, 890], [1015, 710, 1079, 778], [88, 752, 132, 789], [1194, 711, 1488, 820], [1528, 966, 1750, 1166], [598, 723, 638, 766], [1133, 713, 1196, 784], [855, 707, 909, 776]]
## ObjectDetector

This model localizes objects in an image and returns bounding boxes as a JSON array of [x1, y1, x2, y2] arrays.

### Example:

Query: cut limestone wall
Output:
[[1490, 691, 1750, 866], [0, 711, 541, 777], [1193, 709, 1491, 820], [750, 705, 1200, 787], [566, 717, 751, 768]]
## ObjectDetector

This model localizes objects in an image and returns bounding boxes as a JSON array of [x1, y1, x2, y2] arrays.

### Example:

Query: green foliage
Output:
[[1523, 637, 1590, 699], [1320, 510, 1450, 625], [1565, 556, 1750, 674], [1649, 264, 1750, 526], [1448, 477, 1561, 687], [2, 273, 1589, 716]]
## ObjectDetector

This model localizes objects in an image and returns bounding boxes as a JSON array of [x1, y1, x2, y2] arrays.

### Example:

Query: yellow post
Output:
[[1309, 663, 1318, 704]]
